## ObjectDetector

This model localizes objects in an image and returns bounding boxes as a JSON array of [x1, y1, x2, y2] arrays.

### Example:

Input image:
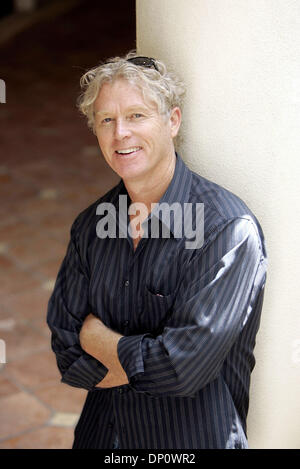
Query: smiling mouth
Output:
[[115, 147, 142, 156]]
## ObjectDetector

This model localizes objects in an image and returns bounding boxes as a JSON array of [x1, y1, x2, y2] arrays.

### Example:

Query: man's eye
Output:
[[132, 113, 143, 119], [102, 117, 112, 124]]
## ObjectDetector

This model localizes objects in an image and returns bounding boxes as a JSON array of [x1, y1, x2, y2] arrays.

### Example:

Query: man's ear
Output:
[[169, 107, 182, 138]]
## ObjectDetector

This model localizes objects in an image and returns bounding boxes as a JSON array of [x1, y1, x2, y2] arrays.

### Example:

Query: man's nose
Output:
[[114, 119, 131, 140]]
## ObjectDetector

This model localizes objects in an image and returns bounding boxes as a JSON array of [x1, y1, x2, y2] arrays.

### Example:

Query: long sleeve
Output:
[[47, 218, 108, 390], [118, 217, 266, 397]]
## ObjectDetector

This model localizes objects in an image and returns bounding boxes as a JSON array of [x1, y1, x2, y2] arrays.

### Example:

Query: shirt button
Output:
[[118, 388, 123, 394], [123, 320, 129, 327], [124, 280, 130, 287]]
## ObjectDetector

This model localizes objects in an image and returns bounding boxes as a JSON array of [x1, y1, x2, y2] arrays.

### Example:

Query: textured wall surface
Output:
[[137, 0, 300, 449]]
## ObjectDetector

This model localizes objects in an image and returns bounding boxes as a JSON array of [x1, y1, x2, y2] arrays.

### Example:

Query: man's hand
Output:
[[79, 314, 129, 388]]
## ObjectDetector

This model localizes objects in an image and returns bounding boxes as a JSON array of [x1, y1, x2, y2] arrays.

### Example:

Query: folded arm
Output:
[[117, 217, 266, 397], [47, 218, 109, 390], [79, 314, 128, 388], [48, 216, 266, 395]]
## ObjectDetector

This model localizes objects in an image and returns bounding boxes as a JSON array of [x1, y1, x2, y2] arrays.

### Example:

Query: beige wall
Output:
[[136, 0, 300, 449]]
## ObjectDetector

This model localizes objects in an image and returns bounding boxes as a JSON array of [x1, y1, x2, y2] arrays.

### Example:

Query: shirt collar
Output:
[[158, 152, 192, 204], [113, 152, 193, 239], [147, 153, 193, 238]]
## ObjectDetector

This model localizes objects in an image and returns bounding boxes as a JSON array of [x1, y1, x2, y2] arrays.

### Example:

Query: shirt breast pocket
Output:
[[138, 286, 175, 334]]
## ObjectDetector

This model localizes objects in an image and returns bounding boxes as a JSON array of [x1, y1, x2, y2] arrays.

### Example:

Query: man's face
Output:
[[93, 78, 180, 183]]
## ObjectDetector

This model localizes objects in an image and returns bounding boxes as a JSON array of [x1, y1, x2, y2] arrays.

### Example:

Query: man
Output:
[[47, 52, 267, 449]]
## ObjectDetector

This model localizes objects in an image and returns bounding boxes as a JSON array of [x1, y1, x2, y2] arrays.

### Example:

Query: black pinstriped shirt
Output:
[[47, 153, 267, 449]]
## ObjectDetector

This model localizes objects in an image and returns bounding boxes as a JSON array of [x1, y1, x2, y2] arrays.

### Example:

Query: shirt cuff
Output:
[[61, 354, 109, 391], [117, 334, 149, 380]]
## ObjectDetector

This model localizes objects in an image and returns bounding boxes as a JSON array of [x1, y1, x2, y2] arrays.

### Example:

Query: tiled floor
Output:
[[0, 0, 135, 449]]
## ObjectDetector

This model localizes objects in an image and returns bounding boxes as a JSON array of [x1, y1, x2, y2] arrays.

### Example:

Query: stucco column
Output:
[[136, 0, 300, 449]]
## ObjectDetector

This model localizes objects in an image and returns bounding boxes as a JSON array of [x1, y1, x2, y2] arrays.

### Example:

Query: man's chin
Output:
[[115, 164, 150, 183]]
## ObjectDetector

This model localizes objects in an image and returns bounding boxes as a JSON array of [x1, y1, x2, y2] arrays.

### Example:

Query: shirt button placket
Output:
[[123, 279, 130, 330]]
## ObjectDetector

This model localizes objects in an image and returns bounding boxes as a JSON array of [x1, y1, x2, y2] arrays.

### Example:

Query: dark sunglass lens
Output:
[[127, 57, 158, 70]]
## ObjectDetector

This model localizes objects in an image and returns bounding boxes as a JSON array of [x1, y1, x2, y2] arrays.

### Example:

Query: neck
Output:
[[125, 151, 176, 213]]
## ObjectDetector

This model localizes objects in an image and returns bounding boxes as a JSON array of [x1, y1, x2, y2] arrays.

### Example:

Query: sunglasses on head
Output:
[[126, 56, 159, 71]]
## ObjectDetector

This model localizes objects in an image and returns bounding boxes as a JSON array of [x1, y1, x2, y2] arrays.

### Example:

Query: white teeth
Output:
[[116, 147, 141, 154]]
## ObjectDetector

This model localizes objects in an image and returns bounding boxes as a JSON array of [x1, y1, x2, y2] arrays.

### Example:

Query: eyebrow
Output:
[[95, 105, 149, 117], [95, 110, 111, 117]]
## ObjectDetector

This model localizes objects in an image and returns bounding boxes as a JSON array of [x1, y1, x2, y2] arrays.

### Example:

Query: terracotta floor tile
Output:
[[42, 279, 56, 292], [7, 233, 66, 268], [49, 412, 80, 427], [0, 375, 20, 399], [34, 257, 63, 280], [10, 159, 62, 184], [0, 208, 19, 229], [0, 174, 37, 206], [0, 264, 41, 297], [34, 383, 87, 414], [80, 145, 102, 158], [0, 392, 51, 440], [4, 350, 60, 390], [0, 425, 75, 449], [12, 196, 66, 222], [0, 323, 49, 362], [0, 219, 36, 244], [0, 318, 17, 333], [1, 284, 52, 321], [36, 212, 73, 242], [12, 161, 93, 199], [38, 188, 59, 200], [0, 254, 15, 270], [0, 0, 135, 449], [29, 317, 52, 338]]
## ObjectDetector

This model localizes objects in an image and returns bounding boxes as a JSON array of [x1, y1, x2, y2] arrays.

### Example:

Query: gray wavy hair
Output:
[[77, 51, 186, 140]]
